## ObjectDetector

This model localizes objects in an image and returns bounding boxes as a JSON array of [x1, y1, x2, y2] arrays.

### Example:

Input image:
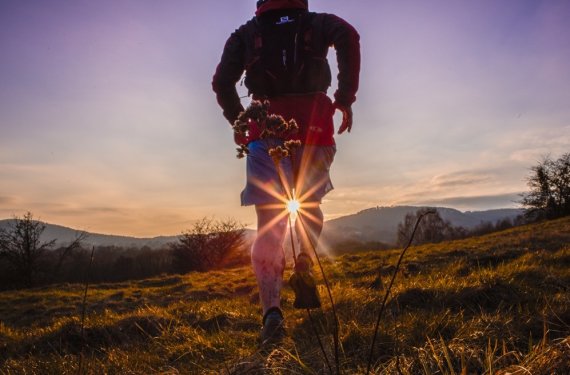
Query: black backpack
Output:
[[243, 10, 332, 97]]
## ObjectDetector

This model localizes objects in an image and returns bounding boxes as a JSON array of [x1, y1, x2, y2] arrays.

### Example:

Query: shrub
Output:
[[170, 218, 246, 273]]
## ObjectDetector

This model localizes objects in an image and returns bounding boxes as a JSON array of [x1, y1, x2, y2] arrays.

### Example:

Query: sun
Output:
[[286, 199, 301, 215]]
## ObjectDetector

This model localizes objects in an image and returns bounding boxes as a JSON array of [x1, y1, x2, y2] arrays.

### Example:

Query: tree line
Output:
[[0, 214, 249, 290], [396, 208, 526, 247]]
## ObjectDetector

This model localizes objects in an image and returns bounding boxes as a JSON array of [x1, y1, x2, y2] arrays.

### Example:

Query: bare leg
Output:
[[251, 205, 288, 315]]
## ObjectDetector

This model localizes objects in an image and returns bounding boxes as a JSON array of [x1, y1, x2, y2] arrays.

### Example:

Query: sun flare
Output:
[[286, 199, 301, 215]]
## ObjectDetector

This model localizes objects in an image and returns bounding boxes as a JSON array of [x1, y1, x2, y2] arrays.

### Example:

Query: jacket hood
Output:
[[256, 0, 308, 16]]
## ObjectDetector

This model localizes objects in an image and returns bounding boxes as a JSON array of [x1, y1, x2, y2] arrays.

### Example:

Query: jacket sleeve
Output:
[[212, 28, 247, 125], [321, 13, 361, 107]]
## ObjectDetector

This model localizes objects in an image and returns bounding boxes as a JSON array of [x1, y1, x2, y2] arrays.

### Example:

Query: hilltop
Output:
[[1, 216, 568, 373], [0, 219, 181, 249]]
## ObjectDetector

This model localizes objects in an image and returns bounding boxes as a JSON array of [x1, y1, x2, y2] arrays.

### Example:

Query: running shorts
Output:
[[240, 139, 336, 207]]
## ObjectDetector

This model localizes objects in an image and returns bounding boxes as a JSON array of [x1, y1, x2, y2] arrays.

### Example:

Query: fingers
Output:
[[337, 120, 349, 134], [336, 107, 353, 135], [339, 114, 352, 134]]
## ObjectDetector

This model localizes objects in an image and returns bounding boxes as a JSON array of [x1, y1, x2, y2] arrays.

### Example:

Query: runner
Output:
[[212, 0, 360, 345]]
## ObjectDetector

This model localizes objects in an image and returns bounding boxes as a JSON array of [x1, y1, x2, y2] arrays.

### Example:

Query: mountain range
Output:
[[322, 206, 524, 245], [0, 206, 524, 249]]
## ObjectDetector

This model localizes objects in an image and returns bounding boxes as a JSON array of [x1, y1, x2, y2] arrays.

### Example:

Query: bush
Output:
[[170, 218, 246, 273]]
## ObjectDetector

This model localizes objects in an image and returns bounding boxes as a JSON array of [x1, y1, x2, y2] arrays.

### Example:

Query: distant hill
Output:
[[322, 206, 524, 245], [0, 220, 180, 249], [0, 206, 524, 249]]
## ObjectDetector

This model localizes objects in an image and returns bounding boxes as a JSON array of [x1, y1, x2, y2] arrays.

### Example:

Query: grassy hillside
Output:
[[1, 217, 569, 374]]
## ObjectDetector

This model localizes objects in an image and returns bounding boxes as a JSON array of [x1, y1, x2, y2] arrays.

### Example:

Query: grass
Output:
[[1, 217, 569, 374]]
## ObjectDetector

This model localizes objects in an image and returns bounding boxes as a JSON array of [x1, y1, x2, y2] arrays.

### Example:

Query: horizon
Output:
[[1, 0, 568, 237], [0, 204, 524, 238]]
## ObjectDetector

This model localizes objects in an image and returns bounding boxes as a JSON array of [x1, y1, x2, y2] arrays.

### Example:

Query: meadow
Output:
[[1, 217, 569, 374]]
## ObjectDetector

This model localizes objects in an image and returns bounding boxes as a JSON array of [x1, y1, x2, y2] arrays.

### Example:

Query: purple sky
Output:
[[1, 0, 569, 236]]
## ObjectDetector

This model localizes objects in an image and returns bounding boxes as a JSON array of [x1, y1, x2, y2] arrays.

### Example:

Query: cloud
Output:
[[0, 196, 15, 205], [430, 171, 492, 189], [0, 201, 195, 236], [505, 125, 570, 164], [324, 165, 527, 217], [39, 205, 127, 217], [395, 169, 514, 202], [405, 192, 523, 211]]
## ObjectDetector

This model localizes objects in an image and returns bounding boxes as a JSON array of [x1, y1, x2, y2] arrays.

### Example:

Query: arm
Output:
[[321, 14, 360, 133], [212, 29, 247, 125], [322, 13, 360, 108]]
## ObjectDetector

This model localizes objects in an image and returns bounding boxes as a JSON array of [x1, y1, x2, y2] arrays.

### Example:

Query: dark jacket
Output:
[[212, 10, 360, 125]]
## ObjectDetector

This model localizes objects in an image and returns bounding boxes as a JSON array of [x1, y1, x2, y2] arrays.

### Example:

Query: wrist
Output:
[[333, 101, 351, 110]]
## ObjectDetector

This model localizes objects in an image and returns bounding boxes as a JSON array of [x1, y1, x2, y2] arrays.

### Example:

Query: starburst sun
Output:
[[286, 198, 301, 215]]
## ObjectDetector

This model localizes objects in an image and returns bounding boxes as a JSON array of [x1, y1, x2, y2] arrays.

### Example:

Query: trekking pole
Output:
[[288, 214, 333, 375], [297, 214, 341, 374], [365, 210, 435, 375]]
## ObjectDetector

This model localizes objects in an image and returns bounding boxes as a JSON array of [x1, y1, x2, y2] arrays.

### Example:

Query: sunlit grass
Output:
[[0, 217, 569, 373]]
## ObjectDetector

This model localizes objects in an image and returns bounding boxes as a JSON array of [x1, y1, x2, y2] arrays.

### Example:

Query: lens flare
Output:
[[287, 199, 301, 215]]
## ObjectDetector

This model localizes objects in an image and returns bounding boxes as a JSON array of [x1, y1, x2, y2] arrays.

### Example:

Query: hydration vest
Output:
[[243, 10, 332, 98]]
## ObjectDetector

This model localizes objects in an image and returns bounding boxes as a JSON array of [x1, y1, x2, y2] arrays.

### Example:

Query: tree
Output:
[[521, 153, 570, 219], [0, 212, 55, 287], [170, 218, 246, 273], [0, 212, 86, 287], [495, 217, 514, 232], [397, 208, 464, 246]]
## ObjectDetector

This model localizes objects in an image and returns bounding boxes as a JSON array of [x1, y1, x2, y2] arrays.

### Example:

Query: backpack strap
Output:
[[305, 12, 327, 58], [242, 17, 262, 73]]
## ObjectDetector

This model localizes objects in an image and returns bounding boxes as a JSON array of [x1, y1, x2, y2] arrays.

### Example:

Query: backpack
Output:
[[243, 10, 332, 97]]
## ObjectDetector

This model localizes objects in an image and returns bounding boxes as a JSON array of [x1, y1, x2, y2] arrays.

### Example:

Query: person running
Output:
[[212, 0, 360, 345]]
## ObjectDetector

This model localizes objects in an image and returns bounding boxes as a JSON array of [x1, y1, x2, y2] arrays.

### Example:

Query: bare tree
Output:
[[170, 217, 246, 273], [0, 212, 56, 287], [397, 208, 463, 246], [0, 212, 86, 287], [521, 153, 570, 219]]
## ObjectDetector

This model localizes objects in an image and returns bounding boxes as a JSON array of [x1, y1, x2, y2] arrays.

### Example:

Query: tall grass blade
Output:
[[366, 210, 435, 375], [298, 214, 341, 374], [77, 246, 95, 375]]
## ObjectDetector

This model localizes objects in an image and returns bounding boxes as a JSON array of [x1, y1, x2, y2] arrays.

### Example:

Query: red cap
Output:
[[256, 0, 308, 16]]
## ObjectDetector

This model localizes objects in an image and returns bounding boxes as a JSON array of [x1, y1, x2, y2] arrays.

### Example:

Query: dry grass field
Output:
[[1, 217, 569, 374]]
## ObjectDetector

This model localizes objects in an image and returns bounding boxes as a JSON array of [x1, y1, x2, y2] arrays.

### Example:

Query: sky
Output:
[[1, 0, 569, 237]]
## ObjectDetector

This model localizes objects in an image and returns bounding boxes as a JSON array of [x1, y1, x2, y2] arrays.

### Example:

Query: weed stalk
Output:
[[77, 246, 95, 375], [297, 213, 341, 374], [289, 214, 334, 374], [366, 210, 435, 375]]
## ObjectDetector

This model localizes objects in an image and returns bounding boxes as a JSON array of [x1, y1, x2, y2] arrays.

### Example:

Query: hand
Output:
[[335, 103, 353, 134]]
